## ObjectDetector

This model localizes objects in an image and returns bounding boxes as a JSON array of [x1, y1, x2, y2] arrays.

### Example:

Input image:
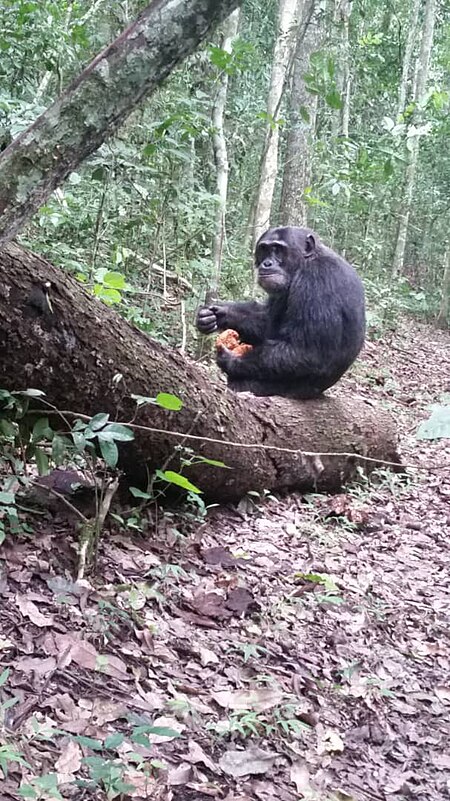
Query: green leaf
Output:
[[146, 726, 181, 738], [325, 89, 343, 109], [100, 423, 134, 442], [383, 158, 394, 179], [196, 456, 229, 468], [0, 668, 10, 686], [35, 447, 49, 476], [416, 405, 450, 440], [0, 390, 14, 404], [91, 166, 107, 181], [89, 413, 110, 431], [93, 267, 108, 282], [104, 732, 125, 749], [155, 392, 183, 411], [99, 438, 119, 467], [51, 434, 67, 465], [209, 45, 230, 69], [130, 487, 152, 499], [1, 696, 19, 711], [131, 732, 151, 747], [14, 388, 45, 398], [103, 271, 126, 289], [17, 786, 37, 799], [0, 418, 17, 439], [131, 724, 181, 739], [99, 288, 122, 304], [30, 774, 62, 799], [157, 470, 202, 494], [31, 417, 51, 443], [299, 105, 310, 123], [73, 735, 103, 750], [72, 431, 86, 452], [143, 143, 157, 157], [131, 393, 153, 407], [0, 491, 15, 505]]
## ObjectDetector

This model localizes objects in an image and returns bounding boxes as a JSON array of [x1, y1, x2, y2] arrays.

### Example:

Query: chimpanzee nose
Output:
[[263, 259, 272, 269]]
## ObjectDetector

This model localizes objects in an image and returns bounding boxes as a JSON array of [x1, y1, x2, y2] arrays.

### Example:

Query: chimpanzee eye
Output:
[[273, 244, 286, 261]]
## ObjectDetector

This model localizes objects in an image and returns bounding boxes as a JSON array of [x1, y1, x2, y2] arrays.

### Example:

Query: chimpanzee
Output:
[[196, 226, 365, 399]]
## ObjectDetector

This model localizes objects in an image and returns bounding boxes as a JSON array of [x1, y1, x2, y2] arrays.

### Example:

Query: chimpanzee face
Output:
[[255, 227, 318, 293], [254, 239, 290, 293]]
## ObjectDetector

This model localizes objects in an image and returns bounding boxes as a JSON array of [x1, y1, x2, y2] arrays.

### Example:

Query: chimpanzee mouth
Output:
[[258, 272, 286, 292]]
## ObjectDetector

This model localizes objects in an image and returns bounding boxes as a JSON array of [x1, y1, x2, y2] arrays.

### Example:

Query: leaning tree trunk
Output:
[[0, 0, 241, 245], [0, 244, 400, 503]]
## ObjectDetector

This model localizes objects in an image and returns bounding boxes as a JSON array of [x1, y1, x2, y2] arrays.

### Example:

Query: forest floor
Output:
[[0, 320, 449, 801]]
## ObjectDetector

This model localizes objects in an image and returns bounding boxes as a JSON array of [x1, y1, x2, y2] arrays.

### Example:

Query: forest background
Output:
[[1, 0, 449, 347]]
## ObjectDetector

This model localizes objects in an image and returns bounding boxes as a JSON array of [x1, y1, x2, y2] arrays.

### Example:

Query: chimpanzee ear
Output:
[[304, 233, 317, 258]]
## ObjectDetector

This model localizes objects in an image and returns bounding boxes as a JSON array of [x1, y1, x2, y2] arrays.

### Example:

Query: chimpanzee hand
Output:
[[196, 306, 218, 334], [196, 304, 230, 335]]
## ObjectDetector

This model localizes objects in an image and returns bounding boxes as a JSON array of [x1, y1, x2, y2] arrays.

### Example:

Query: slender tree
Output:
[[396, 0, 422, 120], [250, 0, 303, 251], [279, 1, 319, 225], [392, 0, 437, 277], [331, 0, 352, 138], [436, 245, 450, 328], [211, 9, 241, 295]]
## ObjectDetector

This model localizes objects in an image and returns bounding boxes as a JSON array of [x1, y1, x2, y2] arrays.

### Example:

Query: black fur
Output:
[[196, 226, 366, 399]]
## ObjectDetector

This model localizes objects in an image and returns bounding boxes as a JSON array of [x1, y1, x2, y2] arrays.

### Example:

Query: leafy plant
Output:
[[71, 414, 134, 469]]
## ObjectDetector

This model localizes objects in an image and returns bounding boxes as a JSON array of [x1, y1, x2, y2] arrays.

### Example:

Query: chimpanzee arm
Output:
[[218, 340, 325, 380], [197, 301, 269, 345]]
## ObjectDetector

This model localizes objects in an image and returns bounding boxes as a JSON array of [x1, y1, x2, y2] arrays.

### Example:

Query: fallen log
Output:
[[0, 244, 401, 502]]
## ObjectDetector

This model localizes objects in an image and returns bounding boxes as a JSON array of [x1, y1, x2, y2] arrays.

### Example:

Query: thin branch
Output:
[[26, 408, 425, 470]]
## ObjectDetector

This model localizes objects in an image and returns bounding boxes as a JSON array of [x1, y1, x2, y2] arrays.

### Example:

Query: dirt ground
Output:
[[0, 320, 449, 801]]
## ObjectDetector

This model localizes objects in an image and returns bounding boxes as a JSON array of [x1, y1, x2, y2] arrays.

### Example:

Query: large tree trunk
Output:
[[0, 0, 241, 245], [0, 244, 400, 503]]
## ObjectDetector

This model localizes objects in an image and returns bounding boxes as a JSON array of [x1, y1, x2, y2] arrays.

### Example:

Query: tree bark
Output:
[[250, 0, 302, 251], [0, 244, 401, 503], [0, 0, 241, 245], [436, 246, 450, 329], [331, 0, 352, 138], [279, 1, 319, 226], [211, 9, 241, 292], [396, 0, 421, 120], [391, 0, 436, 277], [340, 0, 352, 138]]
